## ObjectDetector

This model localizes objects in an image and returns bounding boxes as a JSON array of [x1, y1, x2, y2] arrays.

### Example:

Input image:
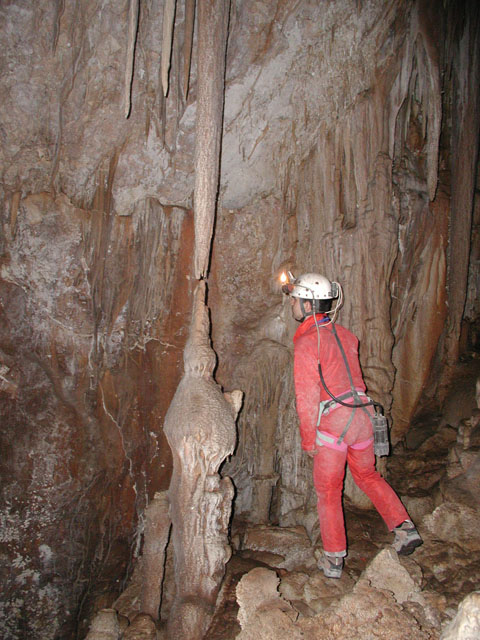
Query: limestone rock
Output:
[[300, 580, 431, 640], [440, 591, 480, 640], [123, 613, 157, 640], [441, 377, 480, 429], [439, 410, 480, 509], [141, 491, 171, 620], [85, 609, 120, 640], [441, 453, 480, 511], [278, 571, 310, 604], [113, 563, 142, 623], [236, 567, 301, 640], [302, 570, 355, 614], [241, 525, 315, 571], [164, 281, 242, 639], [1, 1, 479, 638], [359, 548, 423, 605], [423, 503, 480, 551], [401, 495, 435, 523]]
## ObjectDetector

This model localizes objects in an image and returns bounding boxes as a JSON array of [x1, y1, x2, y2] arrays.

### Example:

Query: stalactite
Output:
[[158, 91, 167, 146], [161, 0, 176, 98], [52, 0, 65, 53], [416, 9, 442, 202], [124, 0, 140, 119], [182, 0, 195, 100], [193, 0, 230, 279]]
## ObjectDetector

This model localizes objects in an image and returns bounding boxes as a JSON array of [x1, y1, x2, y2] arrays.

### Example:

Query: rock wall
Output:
[[213, 0, 480, 522], [0, 0, 479, 637]]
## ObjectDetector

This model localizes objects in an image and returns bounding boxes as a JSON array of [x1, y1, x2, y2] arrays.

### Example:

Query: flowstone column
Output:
[[164, 281, 242, 639]]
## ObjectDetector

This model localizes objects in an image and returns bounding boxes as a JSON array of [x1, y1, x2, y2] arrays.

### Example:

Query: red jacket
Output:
[[293, 315, 366, 451]]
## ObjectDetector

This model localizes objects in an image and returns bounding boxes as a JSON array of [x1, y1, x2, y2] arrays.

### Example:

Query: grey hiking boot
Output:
[[319, 553, 344, 579], [392, 520, 423, 555]]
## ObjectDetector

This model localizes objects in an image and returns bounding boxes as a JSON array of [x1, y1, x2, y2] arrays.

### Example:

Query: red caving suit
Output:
[[293, 314, 409, 554]]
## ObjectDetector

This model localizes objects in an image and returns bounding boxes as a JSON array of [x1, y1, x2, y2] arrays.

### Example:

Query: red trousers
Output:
[[313, 406, 409, 554]]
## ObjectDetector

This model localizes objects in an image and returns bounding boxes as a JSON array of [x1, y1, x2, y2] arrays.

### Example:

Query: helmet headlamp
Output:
[[280, 271, 296, 295]]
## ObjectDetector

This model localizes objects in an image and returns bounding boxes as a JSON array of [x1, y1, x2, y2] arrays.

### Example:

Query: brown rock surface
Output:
[[0, 1, 479, 638], [423, 503, 480, 552]]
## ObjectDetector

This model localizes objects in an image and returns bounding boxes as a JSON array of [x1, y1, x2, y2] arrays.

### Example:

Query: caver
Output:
[[281, 271, 423, 578]]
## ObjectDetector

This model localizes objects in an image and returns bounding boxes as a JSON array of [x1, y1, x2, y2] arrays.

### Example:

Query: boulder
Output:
[[300, 580, 432, 640], [359, 548, 423, 605], [440, 591, 480, 640], [423, 503, 480, 551], [241, 525, 315, 571], [236, 567, 301, 640]]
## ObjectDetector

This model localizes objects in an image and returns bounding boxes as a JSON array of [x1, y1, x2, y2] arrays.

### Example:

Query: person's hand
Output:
[[306, 449, 317, 458]]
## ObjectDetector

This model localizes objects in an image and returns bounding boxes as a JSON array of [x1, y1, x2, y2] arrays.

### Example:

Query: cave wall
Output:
[[0, 0, 479, 638], [213, 0, 480, 521], [1, 1, 196, 635]]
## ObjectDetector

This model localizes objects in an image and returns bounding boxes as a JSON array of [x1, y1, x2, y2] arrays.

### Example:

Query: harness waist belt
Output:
[[322, 389, 368, 414]]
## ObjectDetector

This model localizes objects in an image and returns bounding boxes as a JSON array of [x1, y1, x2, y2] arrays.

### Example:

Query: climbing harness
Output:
[[314, 321, 390, 457]]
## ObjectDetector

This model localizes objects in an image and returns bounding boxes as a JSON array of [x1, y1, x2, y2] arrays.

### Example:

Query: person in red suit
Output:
[[282, 272, 422, 578]]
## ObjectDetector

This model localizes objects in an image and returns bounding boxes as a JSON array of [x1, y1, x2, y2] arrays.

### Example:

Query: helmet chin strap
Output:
[[299, 299, 308, 321], [300, 299, 320, 320]]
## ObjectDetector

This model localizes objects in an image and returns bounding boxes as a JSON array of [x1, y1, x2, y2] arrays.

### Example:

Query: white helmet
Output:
[[282, 273, 339, 300]]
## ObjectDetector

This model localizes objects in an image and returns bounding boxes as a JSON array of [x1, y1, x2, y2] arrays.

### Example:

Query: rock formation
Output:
[[236, 567, 301, 640], [164, 281, 242, 638], [193, 0, 230, 278], [140, 491, 171, 620], [84, 609, 121, 640]]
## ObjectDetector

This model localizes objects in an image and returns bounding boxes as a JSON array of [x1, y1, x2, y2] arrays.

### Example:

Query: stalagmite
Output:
[[124, 0, 139, 118], [164, 281, 242, 639], [160, 1, 234, 636], [161, 0, 176, 97], [193, 0, 230, 279], [140, 491, 171, 620]]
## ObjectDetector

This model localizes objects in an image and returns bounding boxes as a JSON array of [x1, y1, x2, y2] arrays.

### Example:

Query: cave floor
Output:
[[205, 502, 479, 640]]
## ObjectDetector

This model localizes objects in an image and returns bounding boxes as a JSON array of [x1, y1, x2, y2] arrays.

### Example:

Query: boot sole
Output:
[[323, 570, 342, 578]]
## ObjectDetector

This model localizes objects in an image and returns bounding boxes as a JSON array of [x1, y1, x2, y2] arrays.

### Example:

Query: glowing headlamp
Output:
[[280, 270, 296, 295]]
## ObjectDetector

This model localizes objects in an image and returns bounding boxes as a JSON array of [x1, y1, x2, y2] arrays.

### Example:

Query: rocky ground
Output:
[[196, 397, 480, 639], [202, 510, 478, 639], [86, 367, 480, 640]]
